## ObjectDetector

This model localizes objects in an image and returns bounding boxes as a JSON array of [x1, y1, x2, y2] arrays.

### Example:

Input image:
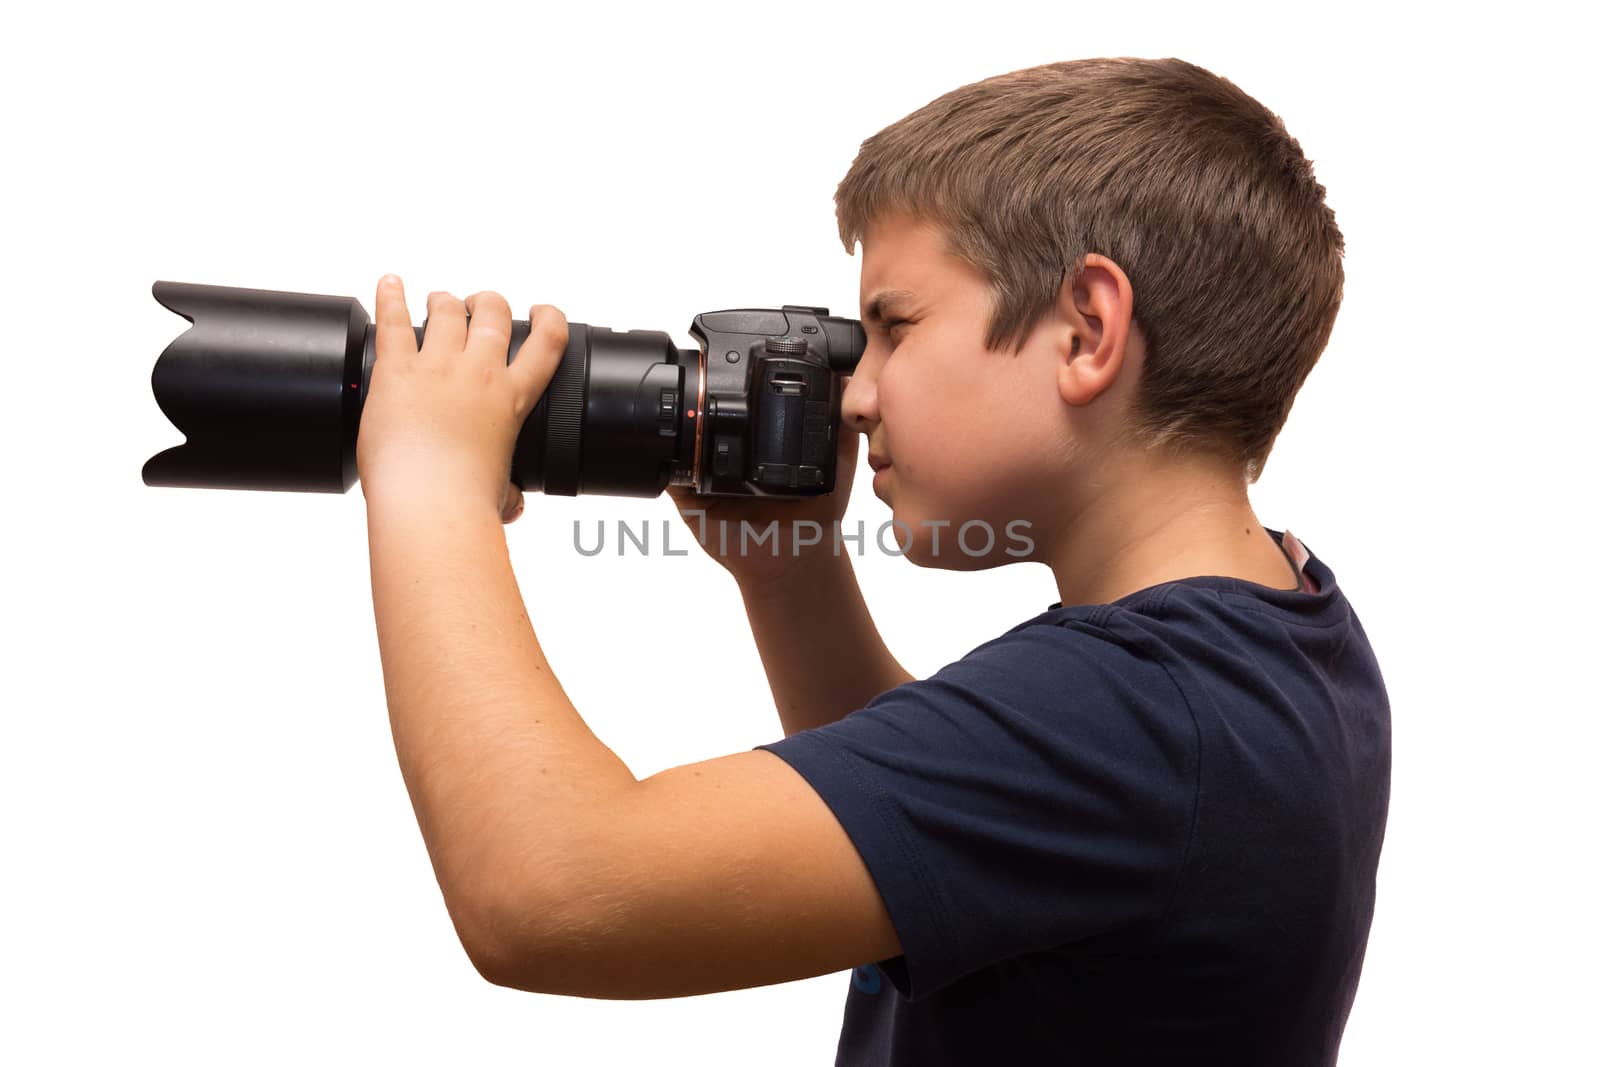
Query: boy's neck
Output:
[[1040, 450, 1301, 609]]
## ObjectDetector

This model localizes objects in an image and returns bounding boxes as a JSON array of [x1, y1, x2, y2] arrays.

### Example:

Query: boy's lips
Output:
[[868, 454, 892, 473]]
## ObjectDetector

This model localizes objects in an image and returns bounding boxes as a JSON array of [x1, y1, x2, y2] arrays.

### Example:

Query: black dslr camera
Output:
[[142, 281, 867, 498]]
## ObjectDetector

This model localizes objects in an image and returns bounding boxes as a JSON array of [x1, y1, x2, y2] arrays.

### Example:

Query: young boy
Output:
[[359, 56, 1389, 1067]]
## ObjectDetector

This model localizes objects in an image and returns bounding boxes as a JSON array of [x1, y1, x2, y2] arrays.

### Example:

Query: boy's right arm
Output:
[[666, 425, 911, 735], [736, 553, 915, 737], [662, 422, 915, 739]]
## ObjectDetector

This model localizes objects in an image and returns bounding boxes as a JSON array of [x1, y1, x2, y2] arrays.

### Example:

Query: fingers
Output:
[[511, 303, 571, 396], [463, 290, 512, 362], [528, 304, 569, 349], [382, 285, 563, 415], [374, 275, 419, 362], [423, 290, 468, 354]]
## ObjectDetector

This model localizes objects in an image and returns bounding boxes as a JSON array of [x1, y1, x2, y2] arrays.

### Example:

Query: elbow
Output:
[[457, 886, 575, 993], [445, 885, 544, 991], [450, 833, 614, 993], [463, 925, 538, 991], [459, 912, 511, 988], [465, 940, 510, 988]]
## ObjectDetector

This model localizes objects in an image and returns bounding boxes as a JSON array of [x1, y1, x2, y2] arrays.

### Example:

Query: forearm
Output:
[[736, 553, 914, 737], [363, 486, 637, 954]]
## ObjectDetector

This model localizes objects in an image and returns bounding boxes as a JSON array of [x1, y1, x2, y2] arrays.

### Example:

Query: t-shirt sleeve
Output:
[[753, 619, 1199, 1002]]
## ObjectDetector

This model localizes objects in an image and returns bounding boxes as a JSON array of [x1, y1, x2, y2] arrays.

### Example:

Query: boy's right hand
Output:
[[665, 421, 861, 589]]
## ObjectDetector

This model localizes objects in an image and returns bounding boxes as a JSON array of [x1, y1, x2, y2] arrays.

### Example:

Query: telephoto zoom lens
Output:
[[143, 280, 863, 498]]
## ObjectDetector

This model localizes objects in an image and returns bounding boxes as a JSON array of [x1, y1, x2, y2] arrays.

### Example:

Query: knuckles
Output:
[[529, 304, 570, 348], [420, 291, 571, 351], [465, 290, 512, 317]]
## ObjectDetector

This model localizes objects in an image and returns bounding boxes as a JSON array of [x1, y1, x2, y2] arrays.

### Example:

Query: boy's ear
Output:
[[1056, 253, 1136, 408]]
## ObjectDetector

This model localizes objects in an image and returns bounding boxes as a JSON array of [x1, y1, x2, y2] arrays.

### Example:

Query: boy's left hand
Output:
[[356, 275, 568, 524]]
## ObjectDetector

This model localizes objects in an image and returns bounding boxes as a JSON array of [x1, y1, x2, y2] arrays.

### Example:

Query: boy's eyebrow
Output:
[[862, 289, 917, 324]]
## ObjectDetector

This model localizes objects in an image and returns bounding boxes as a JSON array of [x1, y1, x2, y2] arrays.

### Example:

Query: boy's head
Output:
[[835, 58, 1343, 571]]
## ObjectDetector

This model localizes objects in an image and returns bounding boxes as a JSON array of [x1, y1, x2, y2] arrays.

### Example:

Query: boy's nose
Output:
[[842, 368, 879, 433]]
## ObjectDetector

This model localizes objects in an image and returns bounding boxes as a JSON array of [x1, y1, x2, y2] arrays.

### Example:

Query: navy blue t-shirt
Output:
[[754, 529, 1390, 1066]]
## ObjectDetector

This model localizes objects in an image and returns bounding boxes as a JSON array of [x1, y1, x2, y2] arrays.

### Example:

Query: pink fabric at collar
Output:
[[1281, 529, 1320, 594]]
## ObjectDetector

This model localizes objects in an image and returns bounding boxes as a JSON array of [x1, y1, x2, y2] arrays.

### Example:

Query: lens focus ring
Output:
[[542, 326, 588, 496]]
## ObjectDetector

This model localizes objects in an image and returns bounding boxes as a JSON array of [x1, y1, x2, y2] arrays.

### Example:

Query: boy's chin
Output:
[[886, 508, 1027, 572], [900, 542, 1005, 572]]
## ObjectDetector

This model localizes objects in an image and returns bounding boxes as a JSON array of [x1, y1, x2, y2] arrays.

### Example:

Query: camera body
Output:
[[143, 281, 866, 498], [694, 307, 845, 497]]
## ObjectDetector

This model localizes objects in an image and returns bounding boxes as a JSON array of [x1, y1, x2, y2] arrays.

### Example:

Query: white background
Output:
[[4, 1, 1594, 1063]]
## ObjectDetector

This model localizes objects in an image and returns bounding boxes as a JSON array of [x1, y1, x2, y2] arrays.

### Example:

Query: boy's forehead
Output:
[[859, 213, 945, 319]]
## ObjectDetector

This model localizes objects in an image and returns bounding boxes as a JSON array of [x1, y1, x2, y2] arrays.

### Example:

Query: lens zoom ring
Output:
[[543, 328, 587, 496]]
